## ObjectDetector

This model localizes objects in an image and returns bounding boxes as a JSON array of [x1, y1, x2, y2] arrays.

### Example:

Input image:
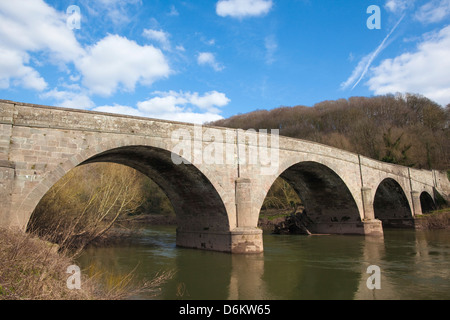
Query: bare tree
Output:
[[28, 163, 147, 250]]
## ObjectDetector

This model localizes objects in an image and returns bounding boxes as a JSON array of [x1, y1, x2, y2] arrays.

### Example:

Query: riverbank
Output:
[[414, 208, 450, 230], [86, 214, 177, 247], [88, 207, 450, 248], [258, 208, 294, 231], [260, 208, 450, 232], [86, 210, 288, 247], [0, 227, 171, 300], [0, 227, 96, 299], [121, 210, 293, 230], [119, 214, 177, 226]]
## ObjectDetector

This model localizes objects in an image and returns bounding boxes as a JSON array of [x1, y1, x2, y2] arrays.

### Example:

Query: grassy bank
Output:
[[415, 208, 450, 230], [0, 228, 171, 300], [258, 208, 296, 231]]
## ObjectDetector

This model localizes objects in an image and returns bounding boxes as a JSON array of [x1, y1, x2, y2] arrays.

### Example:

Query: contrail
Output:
[[351, 13, 405, 90]]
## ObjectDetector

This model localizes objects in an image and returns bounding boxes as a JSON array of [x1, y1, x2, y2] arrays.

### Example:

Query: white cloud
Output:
[[0, 0, 83, 61], [142, 90, 230, 114], [188, 91, 230, 113], [385, 0, 410, 13], [0, 0, 83, 91], [142, 29, 171, 50], [93, 90, 229, 124], [367, 25, 450, 106], [40, 88, 95, 109], [93, 104, 144, 117], [216, 0, 273, 18], [0, 48, 47, 91], [415, 0, 450, 24], [77, 34, 171, 96], [156, 111, 224, 124], [137, 94, 187, 114], [197, 52, 224, 71]]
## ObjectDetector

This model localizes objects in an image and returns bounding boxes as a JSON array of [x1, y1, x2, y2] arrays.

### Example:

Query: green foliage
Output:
[[381, 128, 413, 166]]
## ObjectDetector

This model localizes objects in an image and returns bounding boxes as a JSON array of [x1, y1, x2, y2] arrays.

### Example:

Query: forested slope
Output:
[[210, 94, 449, 170]]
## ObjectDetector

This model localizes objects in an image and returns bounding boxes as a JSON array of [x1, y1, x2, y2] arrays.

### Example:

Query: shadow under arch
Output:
[[266, 161, 362, 234], [373, 178, 413, 228], [420, 191, 436, 214], [26, 145, 230, 250]]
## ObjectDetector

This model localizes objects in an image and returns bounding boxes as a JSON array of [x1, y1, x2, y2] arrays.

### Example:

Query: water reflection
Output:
[[228, 253, 267, 300], [77, 226, 450, 300], [262, 234, 364, 300]]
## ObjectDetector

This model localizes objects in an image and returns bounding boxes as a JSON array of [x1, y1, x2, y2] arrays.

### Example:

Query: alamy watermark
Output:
[[367, 5, 381, 30], [66, 265, 81, 290], [366, 265, 381, 290], [66, 5, 81, 30], [170, 125, 280, 175]]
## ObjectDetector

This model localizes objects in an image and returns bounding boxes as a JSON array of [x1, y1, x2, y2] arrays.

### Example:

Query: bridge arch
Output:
[[373, 178, 412, 226], [420, 191, 436, 214], [16, 140, 231, 251], [258, 161, 362, 234]]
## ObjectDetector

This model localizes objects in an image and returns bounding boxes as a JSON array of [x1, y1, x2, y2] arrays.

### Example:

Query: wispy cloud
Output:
[[265, 35, 278, 65], [384, 0, 410, 14], [83, 0, 142, 26], [216, 0, 273, 19], [341, 14, 405, 90], [197, 52, 224, 71], [415, 0, 450, 24], [142, 28, 171, 51], [168, 5, 179, 16]]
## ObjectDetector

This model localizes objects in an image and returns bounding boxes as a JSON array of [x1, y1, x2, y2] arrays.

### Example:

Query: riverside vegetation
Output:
[[210, 93, 449, 170], [1, 93, 448, 299], [0, 227, 172, 300], [1, 163, 175, 300]]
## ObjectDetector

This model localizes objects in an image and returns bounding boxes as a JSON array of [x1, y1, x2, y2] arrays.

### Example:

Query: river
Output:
[[76, 226, 450, 300]]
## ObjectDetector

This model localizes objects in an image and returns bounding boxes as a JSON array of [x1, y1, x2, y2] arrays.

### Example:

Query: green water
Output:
[[77, 226, 450, 300]]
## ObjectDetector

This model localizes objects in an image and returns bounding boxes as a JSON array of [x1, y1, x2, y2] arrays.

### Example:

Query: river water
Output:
[[77, 226, 450, 300]]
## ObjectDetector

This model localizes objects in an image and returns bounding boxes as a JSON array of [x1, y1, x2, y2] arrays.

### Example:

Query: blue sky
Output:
[[1, 0, 449, 124]]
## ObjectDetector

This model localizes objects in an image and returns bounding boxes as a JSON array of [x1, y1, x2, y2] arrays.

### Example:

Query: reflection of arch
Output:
[[374, 178, 412, 224], [420, 192, 436, 214], [22, 145, 229, 233], [263, 161, 361, 234]]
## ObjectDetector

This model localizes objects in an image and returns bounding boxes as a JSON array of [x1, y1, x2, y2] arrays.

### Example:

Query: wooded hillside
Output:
[[210, 93, 449, 170]]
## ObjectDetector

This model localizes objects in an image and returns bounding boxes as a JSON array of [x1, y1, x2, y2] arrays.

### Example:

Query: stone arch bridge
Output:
[[1, 100, 449, 253]]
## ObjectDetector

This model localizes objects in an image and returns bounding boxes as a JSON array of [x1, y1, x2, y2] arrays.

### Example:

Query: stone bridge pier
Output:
[[1, 100, 449, 254]]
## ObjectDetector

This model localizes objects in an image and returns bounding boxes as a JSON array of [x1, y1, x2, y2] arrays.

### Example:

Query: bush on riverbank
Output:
[[0, 227, 97, 299], [415, 209, 450, 230], [0, 228, 172, 300]]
